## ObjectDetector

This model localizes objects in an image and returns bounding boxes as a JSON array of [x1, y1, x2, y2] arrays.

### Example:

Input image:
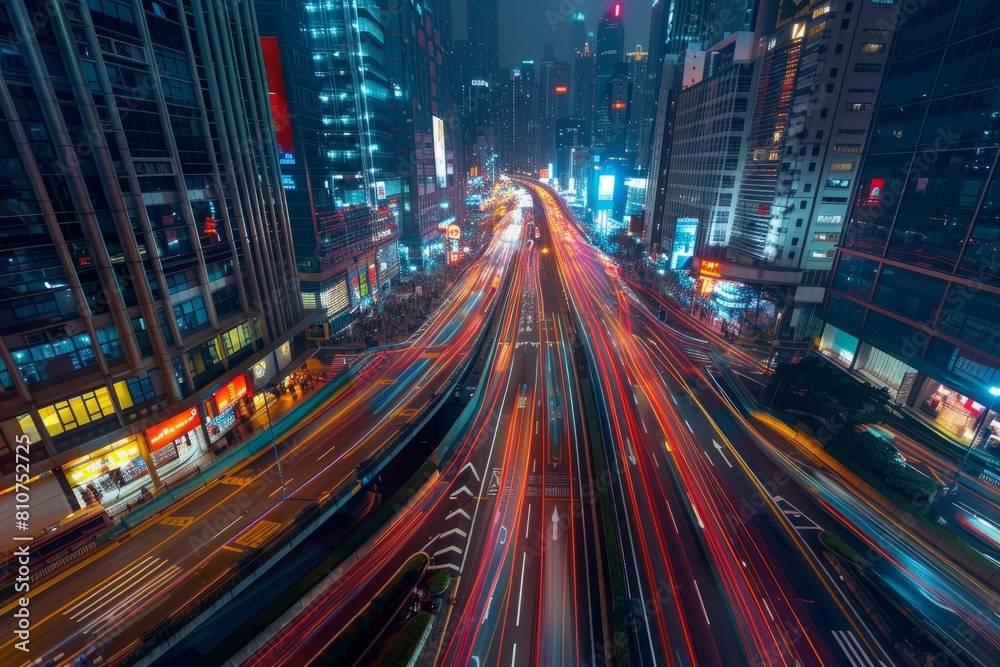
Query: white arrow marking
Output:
[[461, 462, 480, 482], [433, 545, 463, 557], [551, 508, 560, 541], [439, 527, 468, 539], [446, 508, 471, 521], [450, 485, 473, 499], [713, 440, 733, 468]]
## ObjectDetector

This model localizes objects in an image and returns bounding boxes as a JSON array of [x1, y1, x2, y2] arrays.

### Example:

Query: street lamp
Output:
[[767, 312, 782, 373], [948, 386, 1000, 496], [263, 382, 287, 501]]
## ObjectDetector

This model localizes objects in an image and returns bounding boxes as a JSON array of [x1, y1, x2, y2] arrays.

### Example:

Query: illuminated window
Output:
[[830, 162, 855, 171], [859, 43, 885, 54], [39, 387, 116, 437], [844, 102, 873, 112], [813, 232, 841, 242], [113, 374, 156, 410], [222, 323, 253, 357], [812, 249, 837, 259], [812, 4, 830, 18]]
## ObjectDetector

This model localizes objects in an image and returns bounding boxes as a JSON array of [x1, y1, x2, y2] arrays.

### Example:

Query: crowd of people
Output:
[[330, 270, 450, 347]]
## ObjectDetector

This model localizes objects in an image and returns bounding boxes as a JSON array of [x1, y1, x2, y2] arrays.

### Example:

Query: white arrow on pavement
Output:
[[713, 440, 733, 468], [433, 545, 463, 557], [461, 462, 480, 482], [551, 508, 560, 541], [439, 527, 468, 539], [450, 485, 473, 499], [446, 508, 471, 521]]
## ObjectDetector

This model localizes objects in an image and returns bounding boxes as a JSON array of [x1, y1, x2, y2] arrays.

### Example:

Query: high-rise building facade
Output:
[[574, 44, 596, 142], [625, 45, 654, 170], [538, 59, 571, 177], [383, 0, 462, 265], [594, 3, 625, 154], [556, 117, 589, 191], [468, 0, 500, 81], [255, 0, 402, 329], [820, 0, 1000, 445], [0, 0, 306, 518], [509, 61, 539, 174], [707, 0, 895, 347], [662, 34, 756, 271]]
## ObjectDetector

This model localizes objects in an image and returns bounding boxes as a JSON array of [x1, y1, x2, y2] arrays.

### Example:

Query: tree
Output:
[[767, 356, 892, 432]]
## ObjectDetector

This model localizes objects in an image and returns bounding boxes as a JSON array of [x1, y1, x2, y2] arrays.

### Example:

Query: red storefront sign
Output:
[[146, 408, 201, 451], [213, 374, 250, 412]]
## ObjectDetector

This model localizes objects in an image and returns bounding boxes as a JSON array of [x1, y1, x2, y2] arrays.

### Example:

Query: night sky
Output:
[[453, 0, 652, 70]]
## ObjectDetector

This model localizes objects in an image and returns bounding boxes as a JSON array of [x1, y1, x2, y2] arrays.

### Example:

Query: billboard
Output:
[[260, 37, 294, 164], [598, 174, 615, 201], [433, 115, 447, 189], [864, 177, 885, 207]]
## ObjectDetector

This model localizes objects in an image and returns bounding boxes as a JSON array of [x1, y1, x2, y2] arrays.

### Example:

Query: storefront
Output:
[[916, 382, 990, 444], [818, 324, 859, 369], [145, 406, 206, 470], [64, 435, 148, 508], [203, 374, 253, 449]]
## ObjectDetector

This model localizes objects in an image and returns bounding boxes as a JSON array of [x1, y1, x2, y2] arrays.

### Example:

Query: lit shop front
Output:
[[916, 382, 994, 444], [204, 374, 253, 448], [145, 406, 205, 468], [63, 435, 147, 507]]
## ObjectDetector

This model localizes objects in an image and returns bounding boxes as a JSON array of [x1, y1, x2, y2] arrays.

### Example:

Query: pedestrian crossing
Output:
[[830, 630, 874, 667], [62, 556, 183, 635]]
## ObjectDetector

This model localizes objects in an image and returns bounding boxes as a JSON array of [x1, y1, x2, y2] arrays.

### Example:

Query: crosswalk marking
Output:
[[63, 557, 183, 635], [831, 630, 874, 667]]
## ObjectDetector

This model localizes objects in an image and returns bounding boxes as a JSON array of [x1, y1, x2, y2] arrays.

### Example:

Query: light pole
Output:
[[767, 312, 782, 373], [263, 383, 287, 501], [948, 386, 1000, 496]]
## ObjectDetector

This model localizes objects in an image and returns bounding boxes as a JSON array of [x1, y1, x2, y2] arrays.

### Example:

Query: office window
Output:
[[812, 250, 836, 258], [173, 296, 209, 335], [221, 322, 252, 357], [38, 387, 116, 437], [0, 359, 13, 391], [853, 63, 882, 74], [860, 43, 885, 54], [96, 325, 124, 360], [11, 335, 98, 385], [830, 162, 854, 171], [845, 102, 873, 111], [831, 255, 879, 298], [872, 265, 946, 322], [212, 284, 242, 319], [113, 373, 157, 409]]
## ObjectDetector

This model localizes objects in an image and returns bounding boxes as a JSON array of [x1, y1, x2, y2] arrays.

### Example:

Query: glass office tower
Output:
[[0, 0, 306, 518], [821, 0, 1000, 445]]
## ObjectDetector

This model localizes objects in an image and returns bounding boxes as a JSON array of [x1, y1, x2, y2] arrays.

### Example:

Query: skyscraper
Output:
[[0, 0, 306, 515], [538, 59, 572, 176], [256, 0, 402, 328], [511, 61, 539, 173], [383, 0, 461, 265], [625, 45, 653, 170], [594, 3, 625, 154], [574, 43, 596, 143], [468, 0, 500, 81], [820, 0, 1000, 446]]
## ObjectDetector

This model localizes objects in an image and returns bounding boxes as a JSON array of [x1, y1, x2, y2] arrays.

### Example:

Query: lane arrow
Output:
[[713, 440, 733, 468], [551, 507, 560, 541]]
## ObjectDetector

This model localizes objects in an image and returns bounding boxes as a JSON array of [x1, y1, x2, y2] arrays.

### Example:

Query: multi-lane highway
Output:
[[0, 205, 519, 667]]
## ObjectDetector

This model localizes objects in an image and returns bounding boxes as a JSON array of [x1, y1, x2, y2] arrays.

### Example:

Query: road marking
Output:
[[511, 643, 518, 666], [525, 504, 531, 539], [516, 553, 527, 626], [433, 545, 463, 557], [641, 418, 648, 434], [222, 545, 243, 553], [693, 579, 710, 625], [712, 440, 734, 468], [685, 420, 694, 434], [536, 421, 539, 434], [665, 501, 679, 534], [439, 527, 468, 539], [551, 507, 560, 541], [221, 476, 253, 486], [461, 462, 480, 482], [159, 516, 194, 528], [704, 451, 715, 467], [451, 485, 474, 500], [652, 451, 659, 468], [235, 520, 282, 549], [762, 597, 774, 621], [446, 508, 471, 521], [669, 391, 677, 406], [832, 630, 874, 667]]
